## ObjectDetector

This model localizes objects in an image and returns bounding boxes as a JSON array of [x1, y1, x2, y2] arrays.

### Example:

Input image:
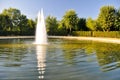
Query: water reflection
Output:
[[0, 40, 27, 67], [96, 49, 120, 72], [59, 39, 120, 72], [36, 45, 47, 79], [0, 38, 120, 80], [83, 42, 120, 72]]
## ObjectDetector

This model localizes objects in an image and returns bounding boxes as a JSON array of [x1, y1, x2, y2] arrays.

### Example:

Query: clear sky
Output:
[[0, 0, 119, 20]]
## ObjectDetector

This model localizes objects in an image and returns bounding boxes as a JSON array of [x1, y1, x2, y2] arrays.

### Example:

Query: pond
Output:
[[0, 38, 120, 80]]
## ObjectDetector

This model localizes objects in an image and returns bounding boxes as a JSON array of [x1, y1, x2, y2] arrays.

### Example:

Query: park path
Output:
[[0, 36, 34, 39], [49, 36, 120, 44], [0, 36, 120, 44]]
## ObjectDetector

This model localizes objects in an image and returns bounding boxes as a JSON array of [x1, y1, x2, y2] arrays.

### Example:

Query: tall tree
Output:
[[0, 14, 12, 35], [86, 17, 97, 31], [18, 15, 28, 35], [2, 8, 21, 31], [77, 18, 88, 31], [1, 7, 35, 35], [97, 6, 116, 31], [27, 19, 36, 35], [58, 20, 67, 36], [114, 8, 120, 31], [46, 15, 58, 35], [61, 9, 78, 35]]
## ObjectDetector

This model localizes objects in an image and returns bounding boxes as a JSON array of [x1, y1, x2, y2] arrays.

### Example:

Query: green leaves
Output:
[[77, 18, 88, 31], [114, 8, 120, 31], [86, 17, 97, 31], [61, 9, 79, 35], [97, 6, 116, 31], [46, 16, 58, 35], [0, 8, 36, 35]]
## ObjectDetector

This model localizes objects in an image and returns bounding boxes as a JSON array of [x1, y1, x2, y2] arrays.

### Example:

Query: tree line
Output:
[[46, 5, 120, 35], [0, 5, 120, 36], [0, 8, 36, 36]]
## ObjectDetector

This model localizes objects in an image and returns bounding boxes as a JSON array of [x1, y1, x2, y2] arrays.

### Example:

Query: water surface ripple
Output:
[[0, 38, 120, 80]]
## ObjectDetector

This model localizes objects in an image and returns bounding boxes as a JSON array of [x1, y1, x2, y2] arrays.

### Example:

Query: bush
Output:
[[72, 31, 120, 38], [93, 31, 120, 38], [72, 31, 92, 37]]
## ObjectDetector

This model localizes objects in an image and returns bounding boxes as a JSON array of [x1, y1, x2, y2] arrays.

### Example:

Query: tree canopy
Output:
[[77, 18, 88, 31], [0, 7, 36, 35], [97, 6, 116, 31], [86, 17, 97, 31], [0, 5, 120, 36], [61, 9, 79, 35], [114, 8, 120, 31], [46, 16, 58, 35]]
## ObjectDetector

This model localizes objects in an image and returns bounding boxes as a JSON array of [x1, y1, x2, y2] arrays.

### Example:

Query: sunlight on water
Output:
[[36, 45, 47, 79]]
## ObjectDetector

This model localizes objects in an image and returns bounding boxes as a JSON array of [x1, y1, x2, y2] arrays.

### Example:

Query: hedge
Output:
[[72, 31, 120, 38], [72, 31, 92, 37]]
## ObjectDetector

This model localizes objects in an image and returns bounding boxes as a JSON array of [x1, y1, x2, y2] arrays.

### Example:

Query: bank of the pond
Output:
[[0, 36, 120, 44], [0, 36, 34, 39], [48, 36, 120, 44]]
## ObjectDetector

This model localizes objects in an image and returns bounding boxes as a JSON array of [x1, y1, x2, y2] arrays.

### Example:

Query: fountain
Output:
[[35, 9, 47, 45]]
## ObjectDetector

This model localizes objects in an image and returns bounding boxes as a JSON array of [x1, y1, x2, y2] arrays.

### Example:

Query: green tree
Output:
[[97, 6, 116, 31], [114, 8, 120, 31], [86, 17, 97, 31], [77, 18, 88, 31], [18, 15, 28, 35], [0, 14, 12, 35], [46, 15, 58, 35], [57, 20, 67, 36], [2, 8, 22, 31], [26, 19, 36, 35], [1, 7, 35, 35], [61, 9, 78, 35]]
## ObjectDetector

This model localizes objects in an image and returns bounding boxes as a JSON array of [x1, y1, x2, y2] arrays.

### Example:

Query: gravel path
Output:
[[48, 36, 120, 44], [0, 36, 34, 39], [0, 36, 119, 44]]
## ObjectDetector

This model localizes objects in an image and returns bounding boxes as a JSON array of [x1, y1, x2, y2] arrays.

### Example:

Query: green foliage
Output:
[[97, 6, 116, 31], [0, 14, 12, 31], [72, 31, 92, 36], [46, 15, 58, 35], [22, 19, 36, 35], [57, 20, 68, 36], [0, 7, 36, 35], [72, 31, 120, 38], [114, 8, 120, 31], [93, 31, 120, 38], [0, 5, 120, 36], [77, 18, 88, 31], [2, 8, 21, 31], [86, 17, 97, 31], [61, 9, 79, 35]]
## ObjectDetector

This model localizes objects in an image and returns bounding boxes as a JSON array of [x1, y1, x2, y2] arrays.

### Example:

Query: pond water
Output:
[[0, 38, 120, 80]]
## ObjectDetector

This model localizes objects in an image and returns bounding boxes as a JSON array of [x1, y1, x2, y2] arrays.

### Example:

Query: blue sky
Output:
[[0, 0, 119, 20]]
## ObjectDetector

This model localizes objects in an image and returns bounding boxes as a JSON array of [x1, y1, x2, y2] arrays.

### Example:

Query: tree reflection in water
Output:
[[83, 42, 120, 72], [0, 39, 28, 67], [95, 43, 120, 72], [60, 39, 120, 72]]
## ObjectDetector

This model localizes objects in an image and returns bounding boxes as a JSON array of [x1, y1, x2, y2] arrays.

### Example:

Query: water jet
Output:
[[35, 9, 47, 45]]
